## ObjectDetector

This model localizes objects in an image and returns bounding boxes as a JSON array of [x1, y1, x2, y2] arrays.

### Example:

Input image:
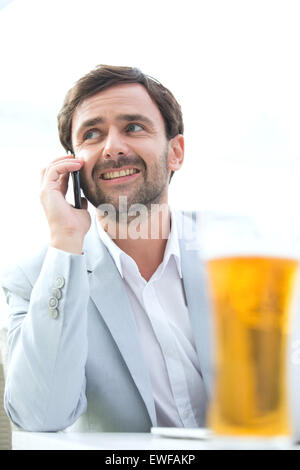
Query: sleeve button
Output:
[[52, 288, 62, 300], [49, 308, 59, 319], [54, 276, 65, 289], [48, 296, 59, 309]]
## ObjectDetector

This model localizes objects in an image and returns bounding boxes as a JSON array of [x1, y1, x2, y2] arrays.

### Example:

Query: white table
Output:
[[12, 430, 300, 450]]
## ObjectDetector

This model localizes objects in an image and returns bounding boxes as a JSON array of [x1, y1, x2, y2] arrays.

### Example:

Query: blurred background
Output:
[[1, 0, 300, 267]]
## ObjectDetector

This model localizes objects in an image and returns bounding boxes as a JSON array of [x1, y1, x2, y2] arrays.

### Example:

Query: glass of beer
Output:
[[203, 212, 300, 437]]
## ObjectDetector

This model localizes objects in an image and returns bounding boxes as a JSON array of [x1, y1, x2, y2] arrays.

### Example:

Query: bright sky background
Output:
[[1, 0, 300, 267]]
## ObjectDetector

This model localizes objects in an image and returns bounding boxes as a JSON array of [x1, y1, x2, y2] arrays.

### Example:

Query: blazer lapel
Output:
[[83, 217, 157, 427]]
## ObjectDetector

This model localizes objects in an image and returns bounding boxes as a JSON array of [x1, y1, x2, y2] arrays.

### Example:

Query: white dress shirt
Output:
[[96, 209, 207, 427]]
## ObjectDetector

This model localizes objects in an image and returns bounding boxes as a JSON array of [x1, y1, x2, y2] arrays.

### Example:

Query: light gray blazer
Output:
[[1, 211, 214, 432]]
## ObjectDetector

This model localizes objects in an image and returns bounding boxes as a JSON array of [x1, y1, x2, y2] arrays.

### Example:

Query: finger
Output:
[[41, 155, 78, 182], [41, 155, 74, 171], [48, 158, 84, 178], [81, 198, 88, 210], [50, 155, 82, 166], [43, 159, 83, 184], [49, 154, 75, 164], [59, 171, 71, 196], [40, 167, 46, 184]]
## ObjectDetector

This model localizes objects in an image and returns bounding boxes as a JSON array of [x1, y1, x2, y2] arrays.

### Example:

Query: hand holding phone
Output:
[[40, 155, 91, 254]]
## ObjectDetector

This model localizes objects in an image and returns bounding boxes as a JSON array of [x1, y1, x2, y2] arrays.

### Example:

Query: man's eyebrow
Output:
[[75, 117, 105, 137], [115, 113, 155, 127]]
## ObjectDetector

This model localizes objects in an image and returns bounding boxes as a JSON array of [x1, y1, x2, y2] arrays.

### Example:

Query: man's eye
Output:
[[126, 123, 143, 132], [84, 129, 100, 140]]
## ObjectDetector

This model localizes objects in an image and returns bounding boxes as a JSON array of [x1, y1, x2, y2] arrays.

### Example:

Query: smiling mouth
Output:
[[100, 168, 140, 180]]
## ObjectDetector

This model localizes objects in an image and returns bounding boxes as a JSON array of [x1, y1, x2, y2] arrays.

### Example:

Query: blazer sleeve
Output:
[[1, 246, 90, 431]]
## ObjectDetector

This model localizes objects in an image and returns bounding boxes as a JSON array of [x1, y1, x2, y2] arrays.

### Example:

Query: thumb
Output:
[[81, 197, 88, 210]]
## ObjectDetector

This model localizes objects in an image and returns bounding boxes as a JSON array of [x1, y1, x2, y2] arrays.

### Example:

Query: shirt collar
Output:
[[96, 207, 182, 279], [161, 207, 182, 278]]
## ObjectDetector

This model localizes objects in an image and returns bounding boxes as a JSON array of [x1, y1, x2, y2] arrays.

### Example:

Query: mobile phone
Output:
[[70, 153, 82, 209]]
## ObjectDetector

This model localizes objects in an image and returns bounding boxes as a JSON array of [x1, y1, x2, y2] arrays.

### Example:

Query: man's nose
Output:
[[102, 128, 129, 160]]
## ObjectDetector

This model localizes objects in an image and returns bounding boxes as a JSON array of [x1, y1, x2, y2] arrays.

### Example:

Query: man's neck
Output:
[[98, 204, 171, 282]]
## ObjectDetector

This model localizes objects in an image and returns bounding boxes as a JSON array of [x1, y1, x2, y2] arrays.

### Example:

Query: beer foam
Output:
[[187, 211, 300, 261]]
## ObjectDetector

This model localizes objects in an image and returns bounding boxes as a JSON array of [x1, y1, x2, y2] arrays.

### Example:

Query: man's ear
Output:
[[168, 134, 184, 172]]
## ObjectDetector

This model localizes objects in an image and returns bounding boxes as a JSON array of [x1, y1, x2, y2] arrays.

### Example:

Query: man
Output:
[[1, 65, 213, 432]]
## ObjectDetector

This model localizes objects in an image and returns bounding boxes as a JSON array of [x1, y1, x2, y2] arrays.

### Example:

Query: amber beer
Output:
[[207, 255, 298, 436]]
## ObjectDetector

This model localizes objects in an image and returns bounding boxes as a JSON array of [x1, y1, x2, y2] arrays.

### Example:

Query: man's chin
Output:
[[84, 180, 167, 214]]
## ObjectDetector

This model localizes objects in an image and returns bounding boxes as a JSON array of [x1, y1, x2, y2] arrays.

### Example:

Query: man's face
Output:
[[71, 83, 181, 214]]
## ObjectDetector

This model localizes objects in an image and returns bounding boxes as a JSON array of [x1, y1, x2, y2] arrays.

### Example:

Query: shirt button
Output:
[[54, 276, 65, 289], [49, 308, 59, 319], [48, 297, 59, 309], [52, 288, 62, 300]]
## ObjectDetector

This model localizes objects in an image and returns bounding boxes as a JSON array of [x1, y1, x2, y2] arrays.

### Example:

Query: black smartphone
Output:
[[70, 153, 82, 209]]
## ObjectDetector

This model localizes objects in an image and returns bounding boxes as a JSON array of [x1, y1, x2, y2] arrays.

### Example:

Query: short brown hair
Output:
[[57, 64, 184, 180]]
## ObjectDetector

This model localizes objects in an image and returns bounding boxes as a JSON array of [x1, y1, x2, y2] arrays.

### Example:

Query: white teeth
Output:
[[102, 168, 138, 180]]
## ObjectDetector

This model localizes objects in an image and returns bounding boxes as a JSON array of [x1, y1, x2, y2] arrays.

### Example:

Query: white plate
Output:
[[150, 427, 212, 440]]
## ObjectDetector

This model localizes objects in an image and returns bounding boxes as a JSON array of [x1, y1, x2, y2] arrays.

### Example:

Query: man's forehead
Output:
[[76, 83, 156, 112], [72, 82, 164, 129]]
